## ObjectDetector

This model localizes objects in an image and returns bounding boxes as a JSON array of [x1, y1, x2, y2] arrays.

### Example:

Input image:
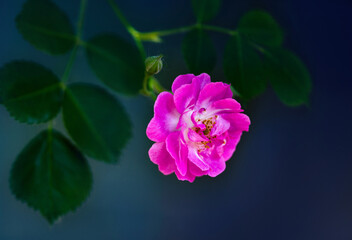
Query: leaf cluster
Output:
[[0, 0, 312, 224], [1, 0, 136, 224], [184, 1, 312, 106]]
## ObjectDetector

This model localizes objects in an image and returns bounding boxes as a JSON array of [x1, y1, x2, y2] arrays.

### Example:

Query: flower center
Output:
[[192, 115, 218, 151]]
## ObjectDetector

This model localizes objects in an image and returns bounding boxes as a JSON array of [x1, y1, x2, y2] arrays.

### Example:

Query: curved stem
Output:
[[76, 0, 88, 39], [61, 0, 88, 84], [106, 0, 134, 33], [137, 24, 236, 41], [201, 24, 236, 35], [150, 24, 196, 37], [61, 45, 79, 84], [106, 0, 146, 58]]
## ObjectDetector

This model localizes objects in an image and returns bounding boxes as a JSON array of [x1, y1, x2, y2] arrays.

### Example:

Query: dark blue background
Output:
[[1, 0, 352, 239]]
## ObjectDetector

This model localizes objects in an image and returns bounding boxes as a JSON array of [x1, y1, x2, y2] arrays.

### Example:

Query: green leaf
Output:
[[0, 61, 63, 124], [16, 0, 75, 55], [262, 48, 312, 106], [10, 129, 92, 224], [223, 35, 267, 100], [182, 29, 216, 75], [191, 0, 221, 23], [238, 10, 283, 46], [85, 34, 145, 95], [62, 83, 132, 163]]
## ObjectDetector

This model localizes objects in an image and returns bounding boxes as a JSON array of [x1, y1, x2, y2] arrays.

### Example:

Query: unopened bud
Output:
[[145, 55, 163, 75]]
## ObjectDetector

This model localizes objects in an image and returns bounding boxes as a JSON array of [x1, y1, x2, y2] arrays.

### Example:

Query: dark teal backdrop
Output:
[[1, 0, 352, 239]]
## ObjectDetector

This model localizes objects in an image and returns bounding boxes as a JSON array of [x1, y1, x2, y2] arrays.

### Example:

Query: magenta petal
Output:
[[175, 168, 196, 182], [211, 116, 230, 136], [149, 142, 176, 175], [192, 73, 211, 92], [173, 74, 213, 113], [225, 113, 251, 132], [147, 92, 180, 142], [146, 117, 169, 142], [207, 98, 243, 116], [166, 132, 188, 176], [171, 74, 195, 93], [197, 82, 233, 108], [154, 92, 179, 119], [221, 133, 242, 161], [208, 159, 226, 177], [188, 147, 210, 171], [188, 129, 208, 142], [174, 83, 196, 113], [189, 161, 207, 177]]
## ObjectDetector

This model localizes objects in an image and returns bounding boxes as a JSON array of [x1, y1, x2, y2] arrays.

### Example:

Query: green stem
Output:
[[201, 24, 236, 35], [137, 24, 236, 41], [61, 0, 88, 85], [61, 45, 79, 84], [106, 0, 146, 58], [149, 24, 196, 37], [76, 0, 88, 39], [106, 0, 134, 33], [142, 73, 151, 95], [48, 120, 53, 131]]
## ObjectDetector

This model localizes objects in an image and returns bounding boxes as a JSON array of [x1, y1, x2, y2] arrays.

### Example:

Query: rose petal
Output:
[[174, 84, 196, 114], [206, 98, 243, 117], [173, 74, 212, 114], [175, 168, 196, 182], [224, 113, 251, 133], [171, 74, 195, 93], [211, 116, 231, 137], [197, 82, 233, 109], [146, 117, 168, 142], [192, 73, 211, 93], [207, 159, 226, 177], [188, 129, 208, 142], [220, 132, 243, 161], [166, 132, 188, 176], [146, 92, 180, 142], [188, 147, 210, 171], [189, 161, 207, 177], [148, 142, 176, 175], [154, 92, 179, 119]]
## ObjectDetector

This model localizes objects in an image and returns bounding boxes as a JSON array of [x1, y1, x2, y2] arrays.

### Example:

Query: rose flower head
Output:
[[146, 73, 250, 182]]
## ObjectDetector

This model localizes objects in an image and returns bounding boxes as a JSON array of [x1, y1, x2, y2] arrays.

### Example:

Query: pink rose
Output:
[[146, 73, 250, 182]]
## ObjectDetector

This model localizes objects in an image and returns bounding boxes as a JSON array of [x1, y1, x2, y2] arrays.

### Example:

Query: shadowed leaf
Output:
[[62, 83, 132, 163], [16, 0, 75, 55], [85, 34, 145, 95], [10, 129, 92, 224], [262, 48, 312, 106], [182, 29, 216, 75], [223, 34, 267, 100], [0, 61, 63, 124], [238, 10, 283, 46], [191, 0, 221, 23]]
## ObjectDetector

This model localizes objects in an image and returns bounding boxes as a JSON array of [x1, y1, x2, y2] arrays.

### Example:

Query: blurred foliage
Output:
[[85, 34, 145, 95], [0, 61, 63, 123], [182, 29, 216, 75], [63, 83, 132, 163], [0, 0, 312, 224], [16, 0, 75, 54]]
